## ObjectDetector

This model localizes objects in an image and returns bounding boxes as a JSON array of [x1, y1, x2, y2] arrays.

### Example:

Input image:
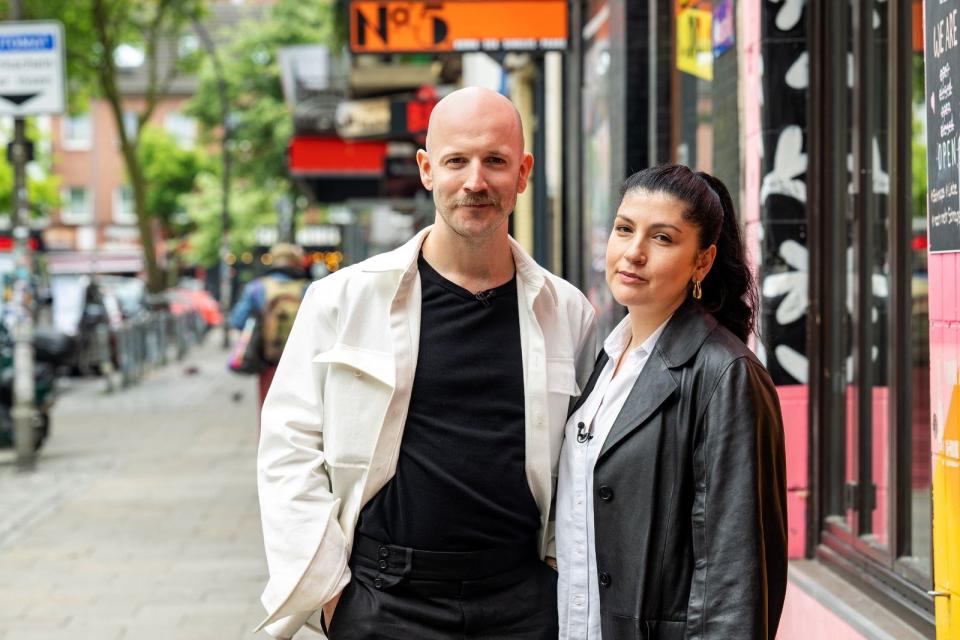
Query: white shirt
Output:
[[556, 314, 670, 640]]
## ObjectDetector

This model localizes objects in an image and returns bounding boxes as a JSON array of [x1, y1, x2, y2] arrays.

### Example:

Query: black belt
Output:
[[352, 534, 537, 581]]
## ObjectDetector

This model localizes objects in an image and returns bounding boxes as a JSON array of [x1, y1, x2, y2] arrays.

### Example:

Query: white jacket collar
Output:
[[360, 225, 559, 307]]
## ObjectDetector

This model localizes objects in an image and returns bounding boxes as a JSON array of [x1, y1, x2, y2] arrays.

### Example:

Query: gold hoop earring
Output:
[[692, 279, 702, 300]]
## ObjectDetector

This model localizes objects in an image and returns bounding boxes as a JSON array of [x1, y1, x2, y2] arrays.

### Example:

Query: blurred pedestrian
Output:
[[255, 87, 597, 640], [555, 165, 787, 639], [229, 243, 309, 412]]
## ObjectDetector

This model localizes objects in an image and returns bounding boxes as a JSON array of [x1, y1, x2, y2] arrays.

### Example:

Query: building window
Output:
[[60, 187, 92, 225], [164, 111, 197, 149], [810, 0, 933, 626], [112, 185, 137, 225], [61, 113, 92, 150], [122, 111, 139, 143]]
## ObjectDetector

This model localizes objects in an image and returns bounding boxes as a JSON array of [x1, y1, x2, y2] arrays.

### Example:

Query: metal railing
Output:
[[86, 310, 210, 391]]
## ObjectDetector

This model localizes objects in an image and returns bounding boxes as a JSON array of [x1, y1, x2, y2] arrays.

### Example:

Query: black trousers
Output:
[[326, 536, 558, 640]]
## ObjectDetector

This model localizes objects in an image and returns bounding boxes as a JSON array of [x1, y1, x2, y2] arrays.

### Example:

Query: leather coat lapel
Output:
[[599, 350, 678, 459]]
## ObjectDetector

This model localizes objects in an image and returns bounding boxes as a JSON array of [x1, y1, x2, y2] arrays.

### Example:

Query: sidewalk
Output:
[[0, 336, 322, 640]]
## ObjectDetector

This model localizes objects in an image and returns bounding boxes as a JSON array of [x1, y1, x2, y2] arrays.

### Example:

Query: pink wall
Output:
[[778, 386, 809, 558]]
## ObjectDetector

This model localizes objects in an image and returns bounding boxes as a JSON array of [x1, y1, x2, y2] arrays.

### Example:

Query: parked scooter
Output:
[[0, 325, 72, 451]]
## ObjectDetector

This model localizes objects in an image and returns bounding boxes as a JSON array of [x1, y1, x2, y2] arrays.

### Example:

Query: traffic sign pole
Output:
[[10, 119, 37, 472], [7, 1, 38, 470], [1, 11, 65, 471]]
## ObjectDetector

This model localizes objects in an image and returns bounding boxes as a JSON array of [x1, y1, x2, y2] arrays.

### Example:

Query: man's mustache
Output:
[[454, 194, 499, 207]]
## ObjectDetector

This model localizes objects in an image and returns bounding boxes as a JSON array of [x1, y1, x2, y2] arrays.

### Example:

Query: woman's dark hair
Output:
[[619, 164, 758, 342]]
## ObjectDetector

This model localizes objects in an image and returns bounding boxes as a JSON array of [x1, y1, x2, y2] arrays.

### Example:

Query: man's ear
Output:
[[516, 152, 534, 194], [416, 149, 433, 191]]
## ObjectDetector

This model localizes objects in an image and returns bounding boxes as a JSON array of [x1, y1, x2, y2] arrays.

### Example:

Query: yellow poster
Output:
[[934, 375, 960, 639], [676, 7, 713, 81]]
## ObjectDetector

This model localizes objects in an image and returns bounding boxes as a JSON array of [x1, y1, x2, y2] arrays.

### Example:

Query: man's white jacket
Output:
[[256, 227, 598, 638]]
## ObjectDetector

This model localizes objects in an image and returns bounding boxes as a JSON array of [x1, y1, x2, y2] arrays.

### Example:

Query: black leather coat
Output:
[[576, 300, 788, 639]]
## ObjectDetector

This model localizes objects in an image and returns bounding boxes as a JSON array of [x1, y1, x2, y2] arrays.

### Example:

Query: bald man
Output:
[[255, 87, 597, 639]]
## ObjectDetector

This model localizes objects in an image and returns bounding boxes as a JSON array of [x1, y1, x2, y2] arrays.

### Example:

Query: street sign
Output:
[[349, 1, 568, 54], [0, 21, 66, 116]]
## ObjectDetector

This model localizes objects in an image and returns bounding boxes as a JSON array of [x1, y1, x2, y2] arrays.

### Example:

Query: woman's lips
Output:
[[617, 271, 647, 284]]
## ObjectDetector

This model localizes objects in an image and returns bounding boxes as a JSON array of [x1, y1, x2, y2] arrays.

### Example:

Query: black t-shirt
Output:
[[355, 255, 539, 551]]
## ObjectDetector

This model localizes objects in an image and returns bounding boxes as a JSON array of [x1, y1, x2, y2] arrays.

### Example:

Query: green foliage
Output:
[[179, 171, 281, 266], [0, 121, 61, 220], [187, 0, 336, 191], [183, 0, 337, 266], [912, 105, 928, 220], [137, 126, 205, 235]]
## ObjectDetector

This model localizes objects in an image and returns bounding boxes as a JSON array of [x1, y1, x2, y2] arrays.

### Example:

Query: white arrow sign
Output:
[[0, 21, 66, 116]]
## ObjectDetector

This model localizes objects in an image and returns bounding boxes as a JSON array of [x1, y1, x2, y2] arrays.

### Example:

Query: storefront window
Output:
[[815, 0, 933, 608], [581, 0, 616, 335]]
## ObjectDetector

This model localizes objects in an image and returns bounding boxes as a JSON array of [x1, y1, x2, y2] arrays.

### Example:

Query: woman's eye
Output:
[[653, 233, 672, 243], [614, 225, 632, 233]]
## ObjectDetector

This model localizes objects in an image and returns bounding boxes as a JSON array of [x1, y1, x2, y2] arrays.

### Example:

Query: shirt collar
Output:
[[359, 224, 558, 307], [603, 313, 672, 361]]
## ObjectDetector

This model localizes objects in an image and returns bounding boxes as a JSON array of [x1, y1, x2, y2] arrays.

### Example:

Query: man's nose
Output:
[[462, 161, 488, 192]]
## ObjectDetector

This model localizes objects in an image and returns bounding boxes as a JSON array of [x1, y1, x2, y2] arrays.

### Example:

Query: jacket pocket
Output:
[[313, 345, 394, 465], [546, 357, 580, 395], [546, 357, 580, 472], [642, 618, 686, 640]]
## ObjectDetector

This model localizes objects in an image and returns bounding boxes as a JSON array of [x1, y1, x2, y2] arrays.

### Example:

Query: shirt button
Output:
[[373, 577, 383, 589], [378, 560, 388, 570], [598, 571, 612, 587], [573, 596, 584, 606], [598, 485, 614, 501], [353, 370, 362, 378], [378, 546, 389, 558]]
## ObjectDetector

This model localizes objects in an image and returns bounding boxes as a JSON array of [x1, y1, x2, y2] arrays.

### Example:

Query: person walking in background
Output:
[[255, 87, 597, 640], [229, 242, 309, 410], [556, 165, 787, 639]]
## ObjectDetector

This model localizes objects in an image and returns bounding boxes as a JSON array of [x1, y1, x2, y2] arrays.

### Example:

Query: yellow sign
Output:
[[676, 7, 713, 81], [350, 1, 568, 53], [934, 378, 960, 639]]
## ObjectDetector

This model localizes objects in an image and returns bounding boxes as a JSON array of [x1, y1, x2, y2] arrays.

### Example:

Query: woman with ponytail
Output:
[[555, 165, 787, 639]]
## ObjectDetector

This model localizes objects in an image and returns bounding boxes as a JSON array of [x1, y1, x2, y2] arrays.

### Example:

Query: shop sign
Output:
[[335, 97, 392, 139], [675, 5, 713, 81], [350, 1, 568, 54], [924, 2, 960, 252], [255, 225, 342, 248]]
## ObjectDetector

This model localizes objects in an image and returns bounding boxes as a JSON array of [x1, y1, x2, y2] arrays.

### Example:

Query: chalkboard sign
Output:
[[925, 2, 960, 253]]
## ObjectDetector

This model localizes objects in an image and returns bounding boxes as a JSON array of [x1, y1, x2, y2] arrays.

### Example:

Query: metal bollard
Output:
[[176, 315, 188, 361], [157, 313, 169, 366], [118, 325, 133, 388], [96, 323, 115, 393]]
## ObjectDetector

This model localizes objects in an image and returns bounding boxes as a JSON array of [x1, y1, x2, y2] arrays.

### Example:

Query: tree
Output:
[[6, 0, 205, 292], [184, 0, 337, 265], [137, 126, 205, 239]]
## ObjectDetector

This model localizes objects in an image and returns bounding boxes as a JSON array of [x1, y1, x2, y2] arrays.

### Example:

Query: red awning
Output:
[[289, 136, 387, 176]]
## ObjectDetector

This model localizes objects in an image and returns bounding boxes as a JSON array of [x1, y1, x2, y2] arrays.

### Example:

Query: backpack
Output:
[[260, 278, 307, 365]]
